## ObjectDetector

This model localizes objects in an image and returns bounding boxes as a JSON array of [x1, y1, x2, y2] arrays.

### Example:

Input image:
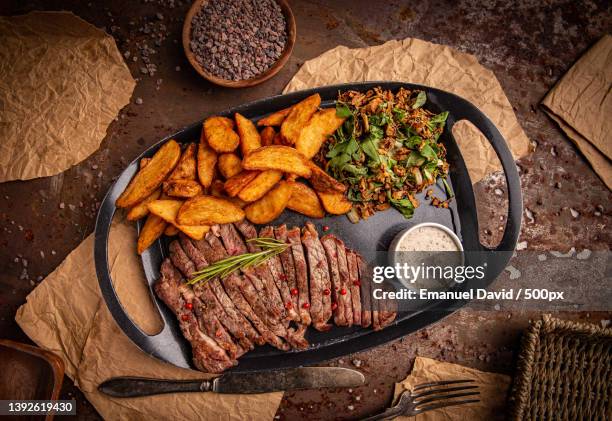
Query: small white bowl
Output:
[[389, 222, 463, 254], [388, 222, 464, 290]]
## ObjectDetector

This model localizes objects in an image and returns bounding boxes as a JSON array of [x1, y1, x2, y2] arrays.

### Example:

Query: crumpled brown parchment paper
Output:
[[392, 357, 511, 420], [284, 38, 531, 183], [15, 217, 282, 420], [0, 11, 135, 183], [541, 35, 612, 190]]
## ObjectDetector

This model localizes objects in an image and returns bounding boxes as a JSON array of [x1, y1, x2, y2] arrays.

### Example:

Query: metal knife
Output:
[[98, 367, 365, 397]]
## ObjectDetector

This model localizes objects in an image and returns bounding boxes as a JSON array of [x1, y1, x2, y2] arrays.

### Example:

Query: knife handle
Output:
[[98, 377, 214, 398]]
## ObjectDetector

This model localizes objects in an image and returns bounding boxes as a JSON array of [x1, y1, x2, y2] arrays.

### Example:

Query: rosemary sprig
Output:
[[186, 237, 288, 286]]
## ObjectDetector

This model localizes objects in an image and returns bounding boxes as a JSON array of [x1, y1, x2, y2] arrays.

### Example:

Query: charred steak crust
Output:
[[356, 255, 372, 328]]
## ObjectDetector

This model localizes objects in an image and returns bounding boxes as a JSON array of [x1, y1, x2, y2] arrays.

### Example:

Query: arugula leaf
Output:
[[336, 102, 353, 118], [343, 164, 368, 176], [420, 144, 438, 161], [361, 138, 380, 162], [405, 135, 422, 149], [369, 113, 392, 126], [429, 111, 449, 125], [406, 151, 426, 167], [393, 107, 407, 121], [368, 124, 384, 139], [412, 91, 427, 109], [387, 192, 415, 219]]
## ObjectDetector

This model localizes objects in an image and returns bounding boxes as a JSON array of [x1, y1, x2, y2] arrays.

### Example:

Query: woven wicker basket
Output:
[[510, 314, 612, 420]]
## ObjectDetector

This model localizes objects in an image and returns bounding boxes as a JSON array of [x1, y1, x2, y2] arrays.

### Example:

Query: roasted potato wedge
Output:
[[197, 141, 218, 188], [287, 181, 325, 218], [244, 181, 292, 224], [163, 179, 203, 198], [242, 146, 312, 177], [280, 94, 321, 144], [307, 162, 347, 193], [137, 214, 167, 254], [260, 126, 276, 146], [210, 179, 247, 208], [148, 199, 210, 240], [203, 116, 240, 152], [257, 106, 292, 126], [164, 224, 180, 236], [217, 153, 242, 179], [235, 113, 262, 155], [140, 157, 151, 169], [126, 188, 161, 221], [296, 108, 346, 159], [177, 195, 245, 225], [168, 143, 197, 180], [238, 170, 283, 202], [317, 191, 353, 215], [116, 139, 181, 208], [224, 170, 260, 197], [272, 132, 284, 145]]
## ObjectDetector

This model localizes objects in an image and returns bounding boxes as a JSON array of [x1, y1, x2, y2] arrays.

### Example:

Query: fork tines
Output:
[[412, 379, 480, 414]]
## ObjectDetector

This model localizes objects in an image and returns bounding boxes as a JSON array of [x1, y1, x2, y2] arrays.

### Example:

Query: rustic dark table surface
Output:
[[1, 0, 610, 419]]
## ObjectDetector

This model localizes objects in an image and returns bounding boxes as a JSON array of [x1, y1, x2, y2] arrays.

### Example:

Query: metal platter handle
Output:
[[432, 91, 523, 253], [94, 156, 193, 369]]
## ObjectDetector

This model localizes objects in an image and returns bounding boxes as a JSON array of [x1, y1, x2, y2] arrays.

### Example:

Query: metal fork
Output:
[[361, 379, 480, 420]]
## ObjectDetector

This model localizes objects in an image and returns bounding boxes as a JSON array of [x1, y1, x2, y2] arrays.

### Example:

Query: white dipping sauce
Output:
[[396, 225, 460, 252]]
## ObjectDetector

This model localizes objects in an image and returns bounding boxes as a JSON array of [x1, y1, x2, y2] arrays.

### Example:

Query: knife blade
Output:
[[98, 367, 365, 397]]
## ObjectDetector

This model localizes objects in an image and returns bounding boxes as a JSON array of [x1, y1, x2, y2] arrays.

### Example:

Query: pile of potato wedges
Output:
[[116, 93, 352, 254]]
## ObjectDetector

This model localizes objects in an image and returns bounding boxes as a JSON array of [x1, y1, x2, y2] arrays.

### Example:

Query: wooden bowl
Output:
[[182, 0, 296, 88]]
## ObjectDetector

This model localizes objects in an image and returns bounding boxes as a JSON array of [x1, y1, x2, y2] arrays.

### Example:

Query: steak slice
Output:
[[287, 227, 311, 326], [260, 226, 300, 322], [168, 241, 240, 358], [334, 238, 353, 327], [234, 220, 286, 320], [179, 235, 258, 350], [274, 225, 299, 315], [207, 228, 290, 350], [154, 258, 235, 372], [356, 255, 372, 328], [320, 235, 347, 326], [301, 223, 332, 331], [346, 250, 362, 326]]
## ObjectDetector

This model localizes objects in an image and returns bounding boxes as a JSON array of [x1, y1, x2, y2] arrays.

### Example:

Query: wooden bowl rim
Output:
[[182, 0, 296, 88]]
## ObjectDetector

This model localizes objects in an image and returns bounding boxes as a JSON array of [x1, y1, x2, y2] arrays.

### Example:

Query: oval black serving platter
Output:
[[95, 82, 522, 372]]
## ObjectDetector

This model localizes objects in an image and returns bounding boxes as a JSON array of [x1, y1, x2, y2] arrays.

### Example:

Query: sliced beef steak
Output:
[[301, 223, 332, 331], [260, 226, 299, 322], [210, 227, 290, 350], [346, 250, 362, 326], [179, 235, 257, 350], [154, 259, 235, 372], [168, 241, 241, 358], [334, 238, 353, 327], [274, 225, 300, 315], [321, 235, 346, 326], [287, 227, 311, 326], [233, 221, 286, 320]]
